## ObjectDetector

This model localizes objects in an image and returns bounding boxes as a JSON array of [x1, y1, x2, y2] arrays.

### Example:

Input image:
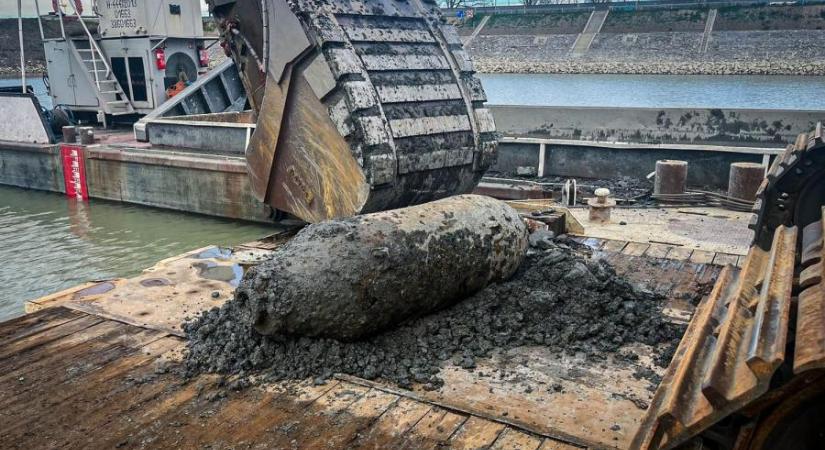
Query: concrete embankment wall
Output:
[[465, 5, 825, 74], [489, 105, 824, 145], [488, 105, 824, 187], [494, 139, 767, 189]]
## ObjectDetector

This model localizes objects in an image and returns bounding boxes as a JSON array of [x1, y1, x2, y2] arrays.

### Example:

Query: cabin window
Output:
[[110, 56, 148, 102]]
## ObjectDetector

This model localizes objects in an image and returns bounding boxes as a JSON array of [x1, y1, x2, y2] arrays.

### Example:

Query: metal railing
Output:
[[58, 0, 113, 90]]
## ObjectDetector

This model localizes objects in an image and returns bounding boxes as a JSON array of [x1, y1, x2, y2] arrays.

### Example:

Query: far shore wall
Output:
[[463, 5, 825, 75], [487, 104, 824, 187], [489, 105, 824, 146]]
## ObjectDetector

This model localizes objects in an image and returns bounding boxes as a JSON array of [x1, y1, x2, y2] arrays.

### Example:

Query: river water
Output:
[[0, 186, 274, 321], [4, 74, 825, 111], [478, 73, 825, 110]]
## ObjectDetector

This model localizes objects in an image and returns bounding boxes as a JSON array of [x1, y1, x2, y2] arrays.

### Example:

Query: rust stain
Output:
[[71, 281, 116, 299]]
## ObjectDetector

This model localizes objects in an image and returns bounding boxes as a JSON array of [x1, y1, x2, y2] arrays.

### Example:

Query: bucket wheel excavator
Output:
[[206, 0, 496, 223], [634, 126, 825, 450]]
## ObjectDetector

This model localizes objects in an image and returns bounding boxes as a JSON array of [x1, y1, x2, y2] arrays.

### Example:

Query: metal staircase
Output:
[[59, 3, 135, 117]]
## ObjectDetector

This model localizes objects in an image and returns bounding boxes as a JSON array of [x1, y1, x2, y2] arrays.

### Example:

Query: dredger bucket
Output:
[[207, 0, 498, 223]]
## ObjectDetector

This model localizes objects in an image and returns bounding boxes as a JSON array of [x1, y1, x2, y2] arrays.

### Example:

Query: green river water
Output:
[[0, 186, 275, 321]]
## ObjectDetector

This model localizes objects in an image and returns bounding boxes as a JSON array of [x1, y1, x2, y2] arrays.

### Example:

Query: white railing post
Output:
[[34, 0, 45, 41], [17, 0, 25, 93], [89, 36, 100, 89], [64, 0, 113, 80]]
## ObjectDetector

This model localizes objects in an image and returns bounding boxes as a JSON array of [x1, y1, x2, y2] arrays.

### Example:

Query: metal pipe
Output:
[[57, 0, 66, 40], [34, 0, 45, 41], [17, 0, 25, 93]]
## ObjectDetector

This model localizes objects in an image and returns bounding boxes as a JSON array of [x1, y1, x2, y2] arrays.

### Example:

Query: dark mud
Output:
[[184, 234, 686, 390]]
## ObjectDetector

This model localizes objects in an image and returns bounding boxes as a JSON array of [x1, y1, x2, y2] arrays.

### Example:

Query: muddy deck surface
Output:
[[2, 231, 733, 449], [0, 307, 579, 450]]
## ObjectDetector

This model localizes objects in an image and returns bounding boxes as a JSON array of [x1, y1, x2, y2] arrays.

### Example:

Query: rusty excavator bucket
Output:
[[633, 125, 825, 450], [206, 0, 497, 223]]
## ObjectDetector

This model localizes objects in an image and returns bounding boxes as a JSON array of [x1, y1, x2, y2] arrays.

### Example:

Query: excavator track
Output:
[[633, 126, 825, 450], [207, 0, 497, 222]]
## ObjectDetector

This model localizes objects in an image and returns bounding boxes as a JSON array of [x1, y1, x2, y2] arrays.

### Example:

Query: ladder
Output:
[[58, 3, 135, 117]]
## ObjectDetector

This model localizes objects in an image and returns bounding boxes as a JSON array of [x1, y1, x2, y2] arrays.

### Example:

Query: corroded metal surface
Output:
[[632, 225, 797, 450], [795, 208, 825, 374], [750, 123, 825, 250], [207, 0, 497, 222], [634, 126, 825, 450]]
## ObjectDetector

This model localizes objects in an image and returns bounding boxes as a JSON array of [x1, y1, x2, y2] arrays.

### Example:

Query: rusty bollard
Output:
[[728, 162, 765, 201], [62, 126, 77, 143], [588, 188, 616, 223], [78, 127, 95, 145], [654, 160, 688, 196]]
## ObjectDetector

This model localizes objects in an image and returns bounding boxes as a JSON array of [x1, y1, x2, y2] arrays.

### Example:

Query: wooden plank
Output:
[[188, 384, 333, 447], [312, 382, 371, 412], [622, 242, 650, 257], [643, 243, 672, 259], [346, 388, 401, 417], [0, 336, 182, 439], [712, 252, 740, 267], [539, 438, 583, 449], [300, 388, 401, 449], [666, 246, 694, 261], [0, 314, 103, 360], [0, 307, 84, 345], [601, 240, 629, 253], [352, 397, 433, 449], [736, 254, 746, 268], [97, 379, 336, 450], [194, 381, 368, 448], [0, 320, 128, 381], [490, 428, 543, 450], [0, 326, 168, 414], [689, 249, 716, 265], [401, 408, 467, 450], [449, 416, 506, 449], [423, 360, 646, 449]]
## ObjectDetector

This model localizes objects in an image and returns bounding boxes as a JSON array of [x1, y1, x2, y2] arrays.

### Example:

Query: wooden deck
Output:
[[0, 307, 579, 450], [1, 229, 737, 450]]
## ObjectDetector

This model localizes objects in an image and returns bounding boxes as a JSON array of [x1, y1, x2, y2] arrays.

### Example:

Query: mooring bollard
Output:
[[588, 188, 616, 223], [78, 127, 95, 145], [654, 160, 688, 196], [62, 126, 77, 143], [728, 162, 765, 201]]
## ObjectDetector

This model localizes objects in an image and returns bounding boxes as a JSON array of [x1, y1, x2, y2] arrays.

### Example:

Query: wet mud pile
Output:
[[184, 235, 685, 390]]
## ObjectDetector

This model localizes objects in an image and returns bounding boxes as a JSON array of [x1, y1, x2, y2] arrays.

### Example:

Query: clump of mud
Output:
[[184, 236, 685, 390]]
